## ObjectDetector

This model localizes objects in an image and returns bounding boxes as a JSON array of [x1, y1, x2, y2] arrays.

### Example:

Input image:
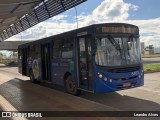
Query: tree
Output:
[[0, 52, 3, 58], [149, 45, 154, 49]]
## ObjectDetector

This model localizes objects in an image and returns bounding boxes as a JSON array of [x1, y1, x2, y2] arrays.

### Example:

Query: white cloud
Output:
[[51, 14, 68, 21], [125, 17, 160, 47], [130, 4, 139, 11], [6, 0, 160, 48], [76, 0, 139, 26], [6, 14, 76, 41]]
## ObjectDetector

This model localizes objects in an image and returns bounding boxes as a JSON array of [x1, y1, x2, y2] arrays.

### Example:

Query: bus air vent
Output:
[[107, 66, 140, 73]]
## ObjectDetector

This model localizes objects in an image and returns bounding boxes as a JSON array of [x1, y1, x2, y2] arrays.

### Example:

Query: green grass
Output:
[[0, 61, 8, 64], [0, 60, 17, 66], [142, 54, 160, 58], [144, 63, 160, 73]]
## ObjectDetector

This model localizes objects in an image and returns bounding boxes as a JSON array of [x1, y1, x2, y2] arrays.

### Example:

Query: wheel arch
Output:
[[29, 68, 32, 74], [64, 72, 72, 85]]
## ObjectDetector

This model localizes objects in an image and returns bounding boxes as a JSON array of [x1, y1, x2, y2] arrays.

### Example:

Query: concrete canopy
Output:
[[0, 0, 87, 41]]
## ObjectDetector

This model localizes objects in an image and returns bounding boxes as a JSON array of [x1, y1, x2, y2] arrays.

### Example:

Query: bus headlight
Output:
[[98, 72, 103, 78], [98, 74, 103, 78]]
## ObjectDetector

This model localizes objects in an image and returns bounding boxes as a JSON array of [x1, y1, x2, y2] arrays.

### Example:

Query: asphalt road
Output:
[[142, 57, 160, 64], [0, 66, 160, 120]]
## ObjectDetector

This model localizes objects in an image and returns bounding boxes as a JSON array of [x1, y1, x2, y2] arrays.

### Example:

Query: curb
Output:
[[144, 71, 160, 74], [142, 56, 160, 58]]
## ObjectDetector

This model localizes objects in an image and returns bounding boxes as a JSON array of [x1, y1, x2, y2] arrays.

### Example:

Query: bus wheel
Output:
[[66, 76, 81, 96], [29, 70, 36, 83]]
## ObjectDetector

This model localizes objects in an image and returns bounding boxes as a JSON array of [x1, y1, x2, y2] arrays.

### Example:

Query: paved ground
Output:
[[0, 66, 159, 120], [80, 72, 160, 111], [142, 57, 160, 64]]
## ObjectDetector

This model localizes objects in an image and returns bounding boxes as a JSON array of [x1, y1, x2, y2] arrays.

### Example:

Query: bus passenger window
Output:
[[29, 45, 35, 58], [35, 45, 40, 58], [53, 50, 61, 58], [62, 48, 73, 58], [61, 38, 73, 59], [53, 40, 61, 58]]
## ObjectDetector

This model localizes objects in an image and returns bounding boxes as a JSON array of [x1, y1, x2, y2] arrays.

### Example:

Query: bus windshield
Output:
[[95, 36, 141, 66]]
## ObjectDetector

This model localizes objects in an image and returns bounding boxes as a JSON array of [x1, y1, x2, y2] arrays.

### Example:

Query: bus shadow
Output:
[[25, 79, 160, 111], [79, 91, 160, 111]]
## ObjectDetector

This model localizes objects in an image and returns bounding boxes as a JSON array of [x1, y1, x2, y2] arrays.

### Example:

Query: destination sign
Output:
[[99, 26, 139, 34]]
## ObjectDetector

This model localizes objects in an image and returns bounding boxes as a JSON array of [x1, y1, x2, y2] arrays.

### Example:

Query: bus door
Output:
[[21, 48, 28, 75], [78, 36, 93, 91], [41, 44, 51, 81]]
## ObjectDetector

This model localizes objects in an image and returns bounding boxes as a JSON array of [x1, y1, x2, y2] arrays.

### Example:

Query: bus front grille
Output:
[[114, 76, 138, 81]]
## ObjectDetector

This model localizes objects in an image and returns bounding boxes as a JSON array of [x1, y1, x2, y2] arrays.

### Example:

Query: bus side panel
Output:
[[30, 57, 42, 80], [51, 36, 75, 86], [52, 59, 73, 86], [30, 44, 42, 80], [52, 60, 63, 85]]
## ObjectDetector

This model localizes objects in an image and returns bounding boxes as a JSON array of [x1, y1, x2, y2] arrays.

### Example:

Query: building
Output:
[[154, 47, 160, 54], [144, 45, 154, 54], [141, 42, 145, 55]]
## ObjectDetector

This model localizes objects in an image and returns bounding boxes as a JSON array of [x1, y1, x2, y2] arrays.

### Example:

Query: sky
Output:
[[6, 0, 160, 48]]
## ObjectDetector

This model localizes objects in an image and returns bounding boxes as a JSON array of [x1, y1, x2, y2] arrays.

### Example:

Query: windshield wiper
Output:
[[107, 35, 121, 50], [107, 35, 124, 61]]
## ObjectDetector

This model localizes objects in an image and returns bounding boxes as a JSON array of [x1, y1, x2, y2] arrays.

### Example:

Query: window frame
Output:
[[52, 37, 74, 59]]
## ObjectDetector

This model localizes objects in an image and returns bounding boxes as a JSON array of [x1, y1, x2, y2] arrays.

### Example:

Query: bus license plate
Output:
[[123, 83, 131, 87]]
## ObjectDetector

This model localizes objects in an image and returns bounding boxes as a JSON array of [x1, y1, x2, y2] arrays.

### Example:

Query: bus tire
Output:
[[65, 75, 81, 96], [29, 70, 36, 83]]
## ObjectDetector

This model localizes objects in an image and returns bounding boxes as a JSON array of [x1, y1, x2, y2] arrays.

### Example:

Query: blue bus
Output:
[[18, 23, 144, 95]]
